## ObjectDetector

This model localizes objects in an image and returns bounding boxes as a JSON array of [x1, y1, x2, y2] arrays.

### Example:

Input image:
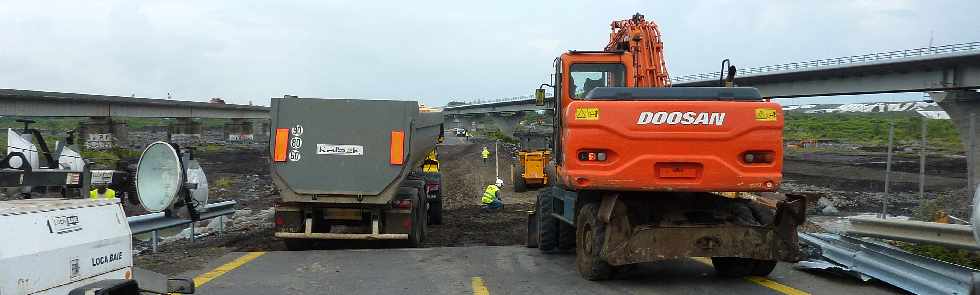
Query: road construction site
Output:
[[112, 129, 971, 294]]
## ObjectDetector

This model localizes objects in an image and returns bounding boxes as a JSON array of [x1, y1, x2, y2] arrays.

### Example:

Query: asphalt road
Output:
[[185, 246, 902, 295]]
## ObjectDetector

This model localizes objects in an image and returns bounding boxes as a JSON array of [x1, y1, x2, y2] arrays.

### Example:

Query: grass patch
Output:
[[213, 177, 234, 189], [897, 243, 980, 269], [784, 112, 962, 152]]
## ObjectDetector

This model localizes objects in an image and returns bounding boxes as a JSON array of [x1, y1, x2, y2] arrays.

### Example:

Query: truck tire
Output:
[[537, 187, 559, 252], [514, 162, 527, 192], [428, 193, 443, 225], [284, 238, 313, 251], [576, 202, 613, 280], [557, 222, 576, 251], [404, 188, 424, 248], [711, 257, 755, 277], [751, 260, 777, 276]]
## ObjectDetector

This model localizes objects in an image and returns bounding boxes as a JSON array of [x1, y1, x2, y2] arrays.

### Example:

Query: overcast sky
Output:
[[1, 0, 978, 106]]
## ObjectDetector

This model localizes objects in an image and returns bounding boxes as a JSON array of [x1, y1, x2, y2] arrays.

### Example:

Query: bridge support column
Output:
[[931, 90, 980, 195], [488, 112, 525, 138], [224, 118, 256, 143], [168, 118, 204, 147], [79, 117, 128, 151]]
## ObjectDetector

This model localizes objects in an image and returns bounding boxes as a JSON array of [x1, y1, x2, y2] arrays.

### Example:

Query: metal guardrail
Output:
[[673, 41, 980, 83], [451, 93, 553, 108], [800, 233, 979, 295], [127, 200, 237, 252], [847, 216, 980, 250]]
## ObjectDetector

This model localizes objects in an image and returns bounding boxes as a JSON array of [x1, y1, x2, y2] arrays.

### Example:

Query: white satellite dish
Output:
[[135, 142, 183, 213]]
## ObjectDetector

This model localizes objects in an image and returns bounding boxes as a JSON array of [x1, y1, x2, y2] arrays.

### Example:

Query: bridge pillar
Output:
[[931, 90, 980, 195], [79, 117, 128, 151], [168, 118, 204, 147], [224, 118, 256, 143], [488, 112, 525, 137]]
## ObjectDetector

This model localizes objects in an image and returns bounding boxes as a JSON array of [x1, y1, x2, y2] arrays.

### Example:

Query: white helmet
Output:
[[495, 178, 504, 187]]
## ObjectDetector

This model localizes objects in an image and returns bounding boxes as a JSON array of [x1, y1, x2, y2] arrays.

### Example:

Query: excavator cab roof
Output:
[[583, 87, 763, 101]]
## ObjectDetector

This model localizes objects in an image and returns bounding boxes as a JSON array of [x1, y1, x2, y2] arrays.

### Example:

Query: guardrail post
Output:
[[152, 230, 159, 253], [190, 222, 196, 242], [218, 216, 224, 236]]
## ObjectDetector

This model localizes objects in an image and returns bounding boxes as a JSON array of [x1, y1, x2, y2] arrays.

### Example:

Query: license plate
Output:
[[656, 163, 702, 178], [325, 209, 362, 220]]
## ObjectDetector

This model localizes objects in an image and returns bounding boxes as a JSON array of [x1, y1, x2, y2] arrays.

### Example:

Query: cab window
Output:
[[568, 63, 626, 99]]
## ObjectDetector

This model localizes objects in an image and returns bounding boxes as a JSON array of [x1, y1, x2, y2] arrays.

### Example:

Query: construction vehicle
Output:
[[511, 125, 552, 192], [270, 96, 444, 250], [529, 13, 805, 280], [1, 141, 201, 295]]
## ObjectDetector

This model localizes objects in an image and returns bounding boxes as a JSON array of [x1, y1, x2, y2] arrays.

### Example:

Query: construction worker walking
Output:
[[481, 146, 491, 165], [89, 185, 116, 200], [481, 178, 504, 211]]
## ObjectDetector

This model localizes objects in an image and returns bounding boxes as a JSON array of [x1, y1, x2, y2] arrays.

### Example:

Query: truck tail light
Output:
[[393, 199, 412, 209], [390, 130, 404, 165], [742, 151, 775, 164], [273, 128, 289, 162]]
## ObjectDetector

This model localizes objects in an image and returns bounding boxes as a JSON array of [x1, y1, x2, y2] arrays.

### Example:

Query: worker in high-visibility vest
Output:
[[481, 178, 503, 211], [481, 146, 491, 164], [89, 185, 116, 200]]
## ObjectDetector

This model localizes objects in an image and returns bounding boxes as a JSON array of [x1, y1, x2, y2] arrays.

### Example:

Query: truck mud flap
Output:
[[603, 195, 806, 266]]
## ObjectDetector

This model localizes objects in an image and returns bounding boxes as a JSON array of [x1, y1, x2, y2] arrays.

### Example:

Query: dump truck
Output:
[[511, 126, 552, 192], [529, 13, 805, 280], [270, 96, 444, 250]]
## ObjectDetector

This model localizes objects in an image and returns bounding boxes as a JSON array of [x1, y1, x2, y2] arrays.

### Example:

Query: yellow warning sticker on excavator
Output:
[[755, 108, 778, 121], [575, 108, 600, 120]]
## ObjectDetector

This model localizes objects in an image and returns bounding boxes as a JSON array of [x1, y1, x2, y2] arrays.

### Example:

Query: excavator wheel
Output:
[[576, 202, 613, 280], [514, 162, 527, 192], [536, 187, 559, 252]]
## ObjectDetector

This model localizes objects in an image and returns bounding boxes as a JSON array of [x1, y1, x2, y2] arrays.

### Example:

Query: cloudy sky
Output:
[[1, 0, 978, 106]]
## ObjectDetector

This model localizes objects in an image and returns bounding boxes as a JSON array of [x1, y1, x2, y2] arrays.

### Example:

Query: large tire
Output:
[[283, 239, 313, 251], [400, 187, 424, 248], [428, 193, 443, 225], [576, 203, 613, 280], [514, 162, 527, 192], [711, 257, 755, 277], [536, 188, 559, 252], [558, 221, 576, 251]]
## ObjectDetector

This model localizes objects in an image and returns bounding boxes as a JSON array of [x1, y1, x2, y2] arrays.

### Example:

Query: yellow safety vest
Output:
[[90, 189, 117, 199], [482, 185, 499, 204], [481, 148, 490, 159]]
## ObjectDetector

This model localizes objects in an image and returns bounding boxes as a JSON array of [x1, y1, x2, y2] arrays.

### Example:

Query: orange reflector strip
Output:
[[390, 130, 405, 165], [273, 128, 289, 162]]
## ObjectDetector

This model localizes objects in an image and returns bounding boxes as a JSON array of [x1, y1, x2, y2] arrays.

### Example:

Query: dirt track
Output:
[[423, 139, 537, 247]]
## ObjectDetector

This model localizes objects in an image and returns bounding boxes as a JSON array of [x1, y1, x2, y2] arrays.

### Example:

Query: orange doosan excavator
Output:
[[530, 13, 805, 280]]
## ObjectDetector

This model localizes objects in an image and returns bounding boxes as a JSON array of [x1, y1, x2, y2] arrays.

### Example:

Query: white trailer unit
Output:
[[0, 199, 132, 295]]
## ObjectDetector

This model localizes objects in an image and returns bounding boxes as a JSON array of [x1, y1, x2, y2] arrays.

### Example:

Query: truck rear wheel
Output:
[[406, 188, 426, 248], [536, 187, 559, 252], [428, 192, 443, 225], [576, 203, 613, 280], [514, 162, 527, 192]]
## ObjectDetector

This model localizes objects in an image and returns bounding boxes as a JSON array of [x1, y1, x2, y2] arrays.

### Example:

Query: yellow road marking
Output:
[[691, 257, 809, 295], [471, 276, 490, 295], [193, 252, 266, 287]]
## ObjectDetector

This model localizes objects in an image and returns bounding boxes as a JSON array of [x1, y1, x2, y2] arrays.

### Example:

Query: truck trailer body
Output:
[[270, 97, 444, 249]]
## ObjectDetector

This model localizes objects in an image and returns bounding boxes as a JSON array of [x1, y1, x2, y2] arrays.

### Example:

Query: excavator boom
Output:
[[605, 13, 671, 87]]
